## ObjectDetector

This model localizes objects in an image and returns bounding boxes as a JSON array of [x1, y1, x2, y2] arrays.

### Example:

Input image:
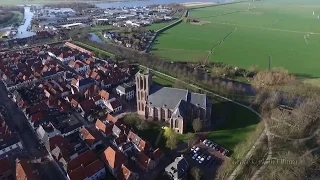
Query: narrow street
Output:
[[0, 81, 66, 180]]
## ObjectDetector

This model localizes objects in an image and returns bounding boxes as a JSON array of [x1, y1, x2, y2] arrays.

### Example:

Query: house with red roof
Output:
[[136, 152, 156, 172], [100, 146, 127, 177], [117, 164, 139, 180], [67, 150, 106, 180], [95, 119, 113, 137], [105, 97, 122, 114], [15, 158, 39, 180], [78, 99, 97, 121], [79, 127, 103, 150]]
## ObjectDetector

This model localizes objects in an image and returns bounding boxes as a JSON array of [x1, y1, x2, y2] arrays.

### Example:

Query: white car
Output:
[[196, 155, 202, 161], [191, 146, 196, 151], [203, 139, 208, 144], [192, 153, 198, 160], [199, 156, 206, 164], [193, 147, 200, 153]]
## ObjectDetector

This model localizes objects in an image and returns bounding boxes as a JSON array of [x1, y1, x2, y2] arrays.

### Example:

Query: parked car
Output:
[[191, 146, 196, 151], [222, 149, 229, 156], [192, 153, 198, 160], [193, 147, 200, 153], [199, 154, 207, 164]]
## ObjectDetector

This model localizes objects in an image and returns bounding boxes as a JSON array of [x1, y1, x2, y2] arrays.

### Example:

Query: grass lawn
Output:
[[151, 0, 320, 77], [73, 41, 115, 58], [207, 98, 261, 156]]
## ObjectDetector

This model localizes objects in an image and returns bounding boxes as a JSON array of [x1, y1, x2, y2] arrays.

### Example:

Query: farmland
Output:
[[151, 0, 320, 77]]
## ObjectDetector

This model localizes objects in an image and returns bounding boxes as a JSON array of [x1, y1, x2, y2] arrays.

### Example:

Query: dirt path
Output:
[[205, 27, 237, 62]]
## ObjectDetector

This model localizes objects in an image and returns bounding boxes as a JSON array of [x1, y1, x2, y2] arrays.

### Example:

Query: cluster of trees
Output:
[[0, 6, 23, 25], [104, 28, 154, 51], [252, 67, 295, 89], [254, 89, 320, 180]]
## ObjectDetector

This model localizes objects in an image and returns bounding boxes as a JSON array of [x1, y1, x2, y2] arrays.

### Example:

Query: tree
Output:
[[191, 167, 202, 180], [192, 118, 202, 133], [136, 120, 149, 131], [166, 133, 178, 150], [185, 132, 196, 147]]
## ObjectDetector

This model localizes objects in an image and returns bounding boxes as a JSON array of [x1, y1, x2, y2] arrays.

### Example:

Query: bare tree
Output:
[[192, 118, 202, 133], [185, 132, 196, 147], [166, 133, 179, 150], [191, 167, 203, 180]]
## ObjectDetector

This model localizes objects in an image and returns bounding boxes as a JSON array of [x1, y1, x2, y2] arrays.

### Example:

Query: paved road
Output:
[[0, 81, 66, 180]]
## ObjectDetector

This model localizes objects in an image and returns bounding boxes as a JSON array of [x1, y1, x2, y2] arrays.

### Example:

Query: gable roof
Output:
[[137, 152, 153, 169], [165, 155, 189, 179], [67, 150, 97, 173], [152, 148, 164, 160], [15, 159, 39, 180], [101, 146, 127, 170], [95, 119, 113, 136], [79, 127, 102, 147], [106, 114, 117, 124], [99, 90, 110, 100], [138, 139, 151, 152], [148, 87, 207, 110], [79, 99, 96, 114], [69, 159, 104, 180], [117, 165, 135, 180]]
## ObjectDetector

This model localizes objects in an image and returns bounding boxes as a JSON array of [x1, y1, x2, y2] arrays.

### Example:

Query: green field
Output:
[[151, 0, 320, 77]]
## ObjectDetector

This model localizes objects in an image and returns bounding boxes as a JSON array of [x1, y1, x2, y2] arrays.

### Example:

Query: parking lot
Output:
[[184, 139, 230, 180]]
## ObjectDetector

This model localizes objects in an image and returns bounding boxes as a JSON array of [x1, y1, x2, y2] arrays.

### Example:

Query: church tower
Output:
[[136, 69, 152, 118]]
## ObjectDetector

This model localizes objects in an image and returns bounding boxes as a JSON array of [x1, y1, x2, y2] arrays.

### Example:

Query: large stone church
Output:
[[136, 69, 211, 134]]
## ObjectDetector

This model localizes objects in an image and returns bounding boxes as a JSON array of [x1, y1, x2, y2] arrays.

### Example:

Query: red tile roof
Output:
[[101, 146, 127, 170], [137, 152, 152, 170], [138, 139, 151, 152], [30, 111, 46, 123], [117, 165, 134, 180], [49, 135, 72, 161], [79, 99, 96, 114], [69, 160, 104, 180], [152, 148, 164, 160], [99, 90, 110, 100], [95, 119, 113, 136], [15, 159, 39, 180], [67, 150, 97, 173], [0, 157, 10, 175], [79, 127, 102, 147], [110, 99, 122, 109], [84, 160, 104, 177], [68, 165, 86, 180], [106, 114, 117, 124]]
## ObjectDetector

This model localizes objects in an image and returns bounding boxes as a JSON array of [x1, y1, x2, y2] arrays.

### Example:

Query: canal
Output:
[[14, 6, 36, 39]]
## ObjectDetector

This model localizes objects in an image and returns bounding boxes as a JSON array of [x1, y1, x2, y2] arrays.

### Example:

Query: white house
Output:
[[116, 83, 135, 101]]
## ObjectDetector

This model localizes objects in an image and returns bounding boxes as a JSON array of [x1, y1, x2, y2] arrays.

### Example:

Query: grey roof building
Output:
[[136, 69, 211, 134], [165, 155, 189, 180]]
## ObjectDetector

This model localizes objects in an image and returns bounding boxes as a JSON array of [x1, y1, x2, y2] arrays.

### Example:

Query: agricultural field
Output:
[[151, 0, 320, 77]]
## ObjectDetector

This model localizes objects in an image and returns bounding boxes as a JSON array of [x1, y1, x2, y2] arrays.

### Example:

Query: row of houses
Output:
[[40, 111, 165, 180]]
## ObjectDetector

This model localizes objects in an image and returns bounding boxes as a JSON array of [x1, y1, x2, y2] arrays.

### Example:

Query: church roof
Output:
[[147, 86, 207, 110]]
